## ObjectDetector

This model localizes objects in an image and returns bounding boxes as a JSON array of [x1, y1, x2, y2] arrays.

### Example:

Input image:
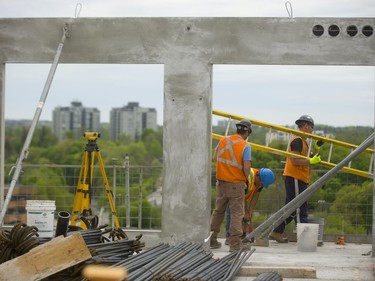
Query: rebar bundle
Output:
[[114, 241, 255, 281]]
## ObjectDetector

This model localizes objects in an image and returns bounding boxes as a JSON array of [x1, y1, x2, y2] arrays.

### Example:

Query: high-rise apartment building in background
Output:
[[52, 101, 100, 140], [110, 102, 157, 141]]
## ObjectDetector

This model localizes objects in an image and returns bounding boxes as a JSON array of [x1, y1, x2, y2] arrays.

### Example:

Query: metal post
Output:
[[224, 117, 232, 136], [0, 64, 4, 212], [124, 154, 130, 228], [372, 134, 375, 258], [111, 158, 118, 228], [138, 168, 143, 229]]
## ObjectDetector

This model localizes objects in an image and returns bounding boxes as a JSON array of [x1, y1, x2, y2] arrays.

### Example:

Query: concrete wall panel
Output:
[[0, 17, 373, 246]]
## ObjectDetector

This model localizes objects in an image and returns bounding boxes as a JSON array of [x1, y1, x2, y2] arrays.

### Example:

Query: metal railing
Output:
[[2, 163, 373, 239]]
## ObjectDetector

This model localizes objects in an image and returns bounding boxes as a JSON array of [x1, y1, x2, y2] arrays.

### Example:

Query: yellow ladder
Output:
[[212, 109, 374, 179]]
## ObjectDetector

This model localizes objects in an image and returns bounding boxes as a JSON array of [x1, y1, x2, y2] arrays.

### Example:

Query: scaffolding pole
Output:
[[0, 24, 69, 225]]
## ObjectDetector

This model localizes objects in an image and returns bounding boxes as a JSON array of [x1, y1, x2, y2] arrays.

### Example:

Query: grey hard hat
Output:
[[295, 115, 314, 126], [236, 119, 252, 133]]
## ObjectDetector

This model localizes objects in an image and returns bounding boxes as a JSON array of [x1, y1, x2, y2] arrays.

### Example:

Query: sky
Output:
[[1, 0, 374, 127]]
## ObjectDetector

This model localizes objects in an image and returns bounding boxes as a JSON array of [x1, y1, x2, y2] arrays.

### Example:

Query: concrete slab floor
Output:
[[211, 238, 374, 281]]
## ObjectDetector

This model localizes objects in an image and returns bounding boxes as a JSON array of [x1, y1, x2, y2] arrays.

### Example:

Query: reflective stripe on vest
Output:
[[283, 136, 310, 184], [216, 135, 247, 183]]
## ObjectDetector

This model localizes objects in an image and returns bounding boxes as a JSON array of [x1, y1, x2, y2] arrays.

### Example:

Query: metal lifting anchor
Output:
[[0, 23, 70, 225]]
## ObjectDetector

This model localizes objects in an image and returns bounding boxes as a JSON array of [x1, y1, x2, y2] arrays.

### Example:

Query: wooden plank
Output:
[[0, 232, 92, 281], [238, 266, 317, 278]]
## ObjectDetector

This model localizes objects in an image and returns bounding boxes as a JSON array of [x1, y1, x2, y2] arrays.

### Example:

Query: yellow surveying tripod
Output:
[[71, 132, 120, 229]]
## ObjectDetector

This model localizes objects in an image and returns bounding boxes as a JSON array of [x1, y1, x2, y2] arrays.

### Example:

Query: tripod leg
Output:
[[71, 151, 92, 228], [96, 151, 121, 228]]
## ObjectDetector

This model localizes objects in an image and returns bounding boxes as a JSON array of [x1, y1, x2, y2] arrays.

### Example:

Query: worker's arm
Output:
[[289, 137, 320, 166], [290, 151, 310, 166], [244, 191, 260, 221], [243, 160, 251, 180], [242, 144, 252, 179], [290, 150, 321, 166]]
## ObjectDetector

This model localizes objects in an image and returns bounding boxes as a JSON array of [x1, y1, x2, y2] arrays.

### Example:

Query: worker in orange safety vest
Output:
[[210, 119, 252, 252], [269, 114, 322, 243]]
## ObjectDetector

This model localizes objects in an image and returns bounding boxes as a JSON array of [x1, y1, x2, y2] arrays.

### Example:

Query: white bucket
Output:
[[297, 223, 319, 252], [26, 200, 56, 238]]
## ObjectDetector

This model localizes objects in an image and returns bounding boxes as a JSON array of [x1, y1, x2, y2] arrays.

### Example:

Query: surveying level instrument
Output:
[[71, 132, 120, 229]]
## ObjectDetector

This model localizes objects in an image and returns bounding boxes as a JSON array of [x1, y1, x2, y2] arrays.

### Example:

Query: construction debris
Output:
[[0, 223, 40, 264], [0, 232, 91, 281], [1, 223, 254, 281], [336, 235, 345, 245]]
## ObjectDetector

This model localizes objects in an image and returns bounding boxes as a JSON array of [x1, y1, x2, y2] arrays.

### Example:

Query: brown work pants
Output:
[[210, 181, 245, 250]]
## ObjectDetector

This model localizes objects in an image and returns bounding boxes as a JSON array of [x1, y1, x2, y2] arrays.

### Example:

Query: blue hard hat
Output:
[[259, 168, 275, 188]]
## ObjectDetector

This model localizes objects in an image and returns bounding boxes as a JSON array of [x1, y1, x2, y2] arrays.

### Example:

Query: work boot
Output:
[[269, 231, 289, 243], [225, 237, 230, 245], [229, 247, 240, 253], [210, 232, 222, 249], [229, 241, 252, 252]]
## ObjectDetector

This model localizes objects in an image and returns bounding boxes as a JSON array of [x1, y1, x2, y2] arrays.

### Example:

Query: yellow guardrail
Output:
[[212, 109, 374, 179]]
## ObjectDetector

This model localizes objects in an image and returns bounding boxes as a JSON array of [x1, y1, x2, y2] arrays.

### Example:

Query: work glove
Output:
[[314, 140, 324, 150], [309, 153, 321, 165]]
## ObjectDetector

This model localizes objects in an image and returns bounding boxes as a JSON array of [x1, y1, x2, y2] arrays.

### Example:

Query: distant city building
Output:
[[266, 129, 334, 146], [52, 101, 100, 140], [110, 102, 157, 141], [265, 131, 291, 146]]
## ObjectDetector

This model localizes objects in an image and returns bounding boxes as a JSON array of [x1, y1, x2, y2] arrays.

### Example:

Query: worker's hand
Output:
[[314, 140, 324, 150], [243, 211, 251, 222], [242, 220, 253, 234], [309, 153, 321, 165]]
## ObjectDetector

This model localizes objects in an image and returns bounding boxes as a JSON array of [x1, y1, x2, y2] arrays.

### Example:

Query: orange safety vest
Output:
[[244, 168, 259, 202], [283, 135, 310, 184], [216, 135, 248, 183]]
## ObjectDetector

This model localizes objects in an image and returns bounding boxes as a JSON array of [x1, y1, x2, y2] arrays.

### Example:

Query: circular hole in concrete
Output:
[[362, 25, 373, 37], [328, 25, 340, 37], [312, 25, 324, 36], [346, 25, 358, 37]]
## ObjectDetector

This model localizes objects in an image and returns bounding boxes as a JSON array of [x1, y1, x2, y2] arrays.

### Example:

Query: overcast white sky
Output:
[[1, 0, 374, 127]]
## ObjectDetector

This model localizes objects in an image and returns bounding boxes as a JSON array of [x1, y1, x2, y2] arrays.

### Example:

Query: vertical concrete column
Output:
[[162, 61, 213, 244], [0, 64, 4, 211]]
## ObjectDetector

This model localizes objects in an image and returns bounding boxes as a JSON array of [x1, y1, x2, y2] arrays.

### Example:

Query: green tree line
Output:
[[4, 123, 374, 234]]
